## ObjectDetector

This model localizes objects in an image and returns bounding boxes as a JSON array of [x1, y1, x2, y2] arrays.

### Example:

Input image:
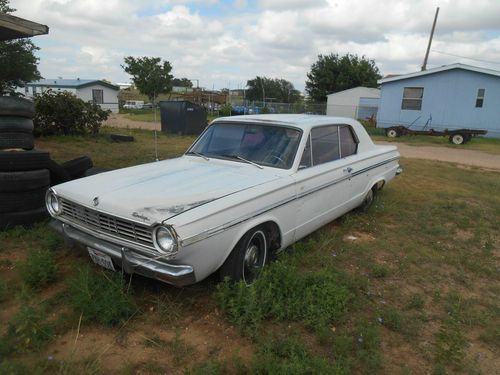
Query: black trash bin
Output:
[[159, 101, 207, 135]]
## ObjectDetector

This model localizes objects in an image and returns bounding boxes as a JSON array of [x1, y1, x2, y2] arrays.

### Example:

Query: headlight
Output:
[[46, 190, 63, 216], [153, 225, 178, 255]]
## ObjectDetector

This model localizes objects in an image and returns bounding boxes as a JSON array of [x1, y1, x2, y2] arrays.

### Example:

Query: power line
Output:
[[431, 50, 500, 65]]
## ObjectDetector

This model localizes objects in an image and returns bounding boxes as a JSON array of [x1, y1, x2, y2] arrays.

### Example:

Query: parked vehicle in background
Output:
[[47, 115, 402, 286], [123, 100, 144, 109]]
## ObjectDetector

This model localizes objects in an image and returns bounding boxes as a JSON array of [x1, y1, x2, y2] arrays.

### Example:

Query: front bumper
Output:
[[50, 220, 196, 287]]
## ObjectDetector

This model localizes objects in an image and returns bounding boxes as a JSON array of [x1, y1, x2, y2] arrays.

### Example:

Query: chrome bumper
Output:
[[50, 220, 196, 287], [396, 165, 403, 175]]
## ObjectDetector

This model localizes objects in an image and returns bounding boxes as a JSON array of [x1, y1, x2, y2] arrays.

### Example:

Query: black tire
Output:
[[0, 96, 35, 118], [84, 167, 111, 177], [0, 116, 34, 132], [62, 156, 93, 179], [449, 133, 465, 145], [46, 159, 71, 185], [0, 132, 34, 150], [0, 169, 50, 193], [0, 150, 50, 171], [0, 206, 48, 231], [110, 134, 135, 142], [359, 186, 377, 212], [0, 187, 47, 213], [220, 226, 268, 285]]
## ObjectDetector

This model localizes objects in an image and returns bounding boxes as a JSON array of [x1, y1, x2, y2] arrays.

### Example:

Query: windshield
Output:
[[188, 122, 302, 169]]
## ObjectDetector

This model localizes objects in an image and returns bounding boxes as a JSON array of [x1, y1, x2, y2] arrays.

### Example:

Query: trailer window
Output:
[[475, 88, 485, 108], [401, 87, 424, 110]]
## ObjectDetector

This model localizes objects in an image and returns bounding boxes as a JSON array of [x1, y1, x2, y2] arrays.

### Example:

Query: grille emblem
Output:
[[92, 197, 99, 206]]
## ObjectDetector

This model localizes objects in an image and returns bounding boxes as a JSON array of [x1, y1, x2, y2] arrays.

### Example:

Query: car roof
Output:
[[212, 114, 358, 131]]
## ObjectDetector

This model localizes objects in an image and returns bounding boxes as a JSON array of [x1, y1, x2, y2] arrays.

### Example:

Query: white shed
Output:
[[18, 79, 120, 113], [326, 87, 380, 119]]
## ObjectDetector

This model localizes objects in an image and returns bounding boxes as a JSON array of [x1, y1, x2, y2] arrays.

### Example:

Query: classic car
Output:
[[47, 114, 402, 286]]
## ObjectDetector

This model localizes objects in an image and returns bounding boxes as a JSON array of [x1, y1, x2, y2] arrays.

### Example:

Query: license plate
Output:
[[87, 247, 115, 271]]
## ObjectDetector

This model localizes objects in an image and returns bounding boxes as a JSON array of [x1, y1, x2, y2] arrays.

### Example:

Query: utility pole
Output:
[[422, 7, 440, 71]]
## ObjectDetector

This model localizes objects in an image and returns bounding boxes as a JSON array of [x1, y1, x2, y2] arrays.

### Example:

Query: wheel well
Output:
[[259, 221, 281, 254]]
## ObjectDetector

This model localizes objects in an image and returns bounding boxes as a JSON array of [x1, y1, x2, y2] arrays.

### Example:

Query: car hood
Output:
[[54, 156, 283, 224]]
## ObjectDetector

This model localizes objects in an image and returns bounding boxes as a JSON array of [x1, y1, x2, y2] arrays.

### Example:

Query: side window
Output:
[[92, 89, 104, 104], [311, 125, 340, 165], [299, 133, 312, 169], [401, 87, 424, 110], [339, 125, 358, 157], [475, 88, 485, 108]]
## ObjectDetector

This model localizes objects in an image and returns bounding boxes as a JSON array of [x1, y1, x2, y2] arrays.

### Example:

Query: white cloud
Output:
[[9, 0, 500, 91]]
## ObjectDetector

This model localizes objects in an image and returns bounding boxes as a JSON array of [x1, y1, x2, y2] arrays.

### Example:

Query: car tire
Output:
[[62, 156, 93, 179], [110, 134, 135, 142], [0, 96, 36, 118], [83, 167, 110, 177], [449, 133, 465, 145], [0, 169, 50, 193], [359, 186, 377, 212], [47, 159, 71, 185], [0, 150, 50, 171], [0, 132, 34, 150], [0, 206, 48, 231], [0, 187, 47, 213], [0, 116, 34, 132], [220, 227, 268, 285], [385, 127, 400, 138]]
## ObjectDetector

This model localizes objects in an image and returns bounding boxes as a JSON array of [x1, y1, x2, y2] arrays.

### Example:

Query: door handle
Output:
[[343, 167, 353, 173]]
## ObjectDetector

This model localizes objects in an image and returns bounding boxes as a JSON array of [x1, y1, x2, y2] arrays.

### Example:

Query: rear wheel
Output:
[[449, 133, 465, 145], [359, 186, 377, 212], [220, 227, 268, 285], [386, 127, 400, 138]]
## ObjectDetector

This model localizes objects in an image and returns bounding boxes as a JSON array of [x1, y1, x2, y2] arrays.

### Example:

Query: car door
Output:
[[293, 125, 355, 241]]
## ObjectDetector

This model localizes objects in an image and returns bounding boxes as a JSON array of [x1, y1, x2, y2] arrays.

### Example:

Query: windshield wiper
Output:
[[186, 151, 209, 161], [222, 154, 263, 169]]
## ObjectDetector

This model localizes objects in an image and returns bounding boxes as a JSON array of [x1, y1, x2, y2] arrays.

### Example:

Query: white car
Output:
[[47, 115, 401, 286]]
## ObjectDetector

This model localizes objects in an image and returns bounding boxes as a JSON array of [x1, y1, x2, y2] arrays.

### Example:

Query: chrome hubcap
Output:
[[242, 230, 267, 285]]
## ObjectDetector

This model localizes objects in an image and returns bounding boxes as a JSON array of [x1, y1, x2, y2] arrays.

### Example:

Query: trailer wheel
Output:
[[386, 127, 400, 138], [449, 133, 465, 145]]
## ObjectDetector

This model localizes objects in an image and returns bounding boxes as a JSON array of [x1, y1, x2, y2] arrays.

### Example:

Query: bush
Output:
[[16, 248, 57, 289], [33, 90, 110, 136], [218, 104, 232, 117], [67, 265, 136, 326]]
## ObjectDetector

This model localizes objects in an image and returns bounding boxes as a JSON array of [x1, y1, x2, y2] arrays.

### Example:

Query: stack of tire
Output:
[[0, 97, 93, 231]]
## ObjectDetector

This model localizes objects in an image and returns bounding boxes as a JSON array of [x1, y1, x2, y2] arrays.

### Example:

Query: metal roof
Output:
[[378, 63, 500, 84], [27, 79, 119, 90], [0, 13, 48, 41]]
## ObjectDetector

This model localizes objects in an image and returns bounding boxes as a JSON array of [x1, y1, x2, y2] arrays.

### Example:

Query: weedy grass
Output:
[[16, 248, 58, 289], [66, 265, 136, 326], [216, 258, 355, 337], [371, 264, 389, 278], [405, 293, 425, 310]]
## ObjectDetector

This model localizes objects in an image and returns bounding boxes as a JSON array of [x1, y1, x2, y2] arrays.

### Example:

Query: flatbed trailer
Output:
[[384, 126, 487, 145]]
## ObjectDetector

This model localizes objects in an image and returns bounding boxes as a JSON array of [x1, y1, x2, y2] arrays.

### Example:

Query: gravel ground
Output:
[[106, 115, 500, 171]]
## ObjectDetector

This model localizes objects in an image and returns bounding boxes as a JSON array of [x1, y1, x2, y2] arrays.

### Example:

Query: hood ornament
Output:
[[92, 196, 99, 207]]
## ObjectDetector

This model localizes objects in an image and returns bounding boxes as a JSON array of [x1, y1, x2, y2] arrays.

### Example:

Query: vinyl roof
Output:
[[378, 63, 500, 84], [0, 13, 48, 41]]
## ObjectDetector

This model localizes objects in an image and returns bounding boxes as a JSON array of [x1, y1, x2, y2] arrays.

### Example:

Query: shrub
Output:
[[67, 265, 136, 326], [33, 90, 110, 136], [16, 248, 57, 289], [218, 104, 232, 116]]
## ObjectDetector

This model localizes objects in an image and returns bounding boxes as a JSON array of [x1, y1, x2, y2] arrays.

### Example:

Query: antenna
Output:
[[422, 7, 440, 71], [154, 90, 159, 161]]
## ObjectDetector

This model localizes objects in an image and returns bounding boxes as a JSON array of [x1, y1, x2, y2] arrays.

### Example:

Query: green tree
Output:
[[0, 0, 41, 95], [246, 76, 300, 103], [172, 77, 193, 88], [305, 53, 381, 102], [121, 56, 173, 103]]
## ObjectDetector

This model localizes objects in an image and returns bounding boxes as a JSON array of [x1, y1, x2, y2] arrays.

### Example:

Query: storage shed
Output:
[[159, 101, 206, 135], [377, 63, 500, 138], [326, 87, 380, 119], [18, 79, 120, 113]]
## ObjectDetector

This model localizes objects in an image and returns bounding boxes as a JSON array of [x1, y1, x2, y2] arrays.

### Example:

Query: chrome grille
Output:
[[60, 199, 154, 247]]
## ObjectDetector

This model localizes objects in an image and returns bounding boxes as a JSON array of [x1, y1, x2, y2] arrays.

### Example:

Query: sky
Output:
[[10, 0, 500, 92]]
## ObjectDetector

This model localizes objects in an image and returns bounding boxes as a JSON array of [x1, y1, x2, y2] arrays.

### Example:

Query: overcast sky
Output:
[[10, 0, 500, 91]]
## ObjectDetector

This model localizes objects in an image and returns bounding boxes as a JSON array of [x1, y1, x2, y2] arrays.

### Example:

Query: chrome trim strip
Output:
[[181, 156, 400, 246]]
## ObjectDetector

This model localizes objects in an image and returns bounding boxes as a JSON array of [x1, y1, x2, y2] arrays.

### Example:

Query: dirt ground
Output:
[[106, 114, 500, 171]]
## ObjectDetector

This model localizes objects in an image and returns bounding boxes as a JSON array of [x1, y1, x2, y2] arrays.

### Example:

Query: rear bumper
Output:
[[50, 220, 196, 287], [396, 165, 403, 175]]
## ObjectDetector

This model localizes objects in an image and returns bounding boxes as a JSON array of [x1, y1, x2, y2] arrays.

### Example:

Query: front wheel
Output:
[[220, 227, 268, 285]]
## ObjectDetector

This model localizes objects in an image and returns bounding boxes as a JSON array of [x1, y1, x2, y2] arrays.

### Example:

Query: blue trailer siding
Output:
[[378, 69, 500, 138]]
